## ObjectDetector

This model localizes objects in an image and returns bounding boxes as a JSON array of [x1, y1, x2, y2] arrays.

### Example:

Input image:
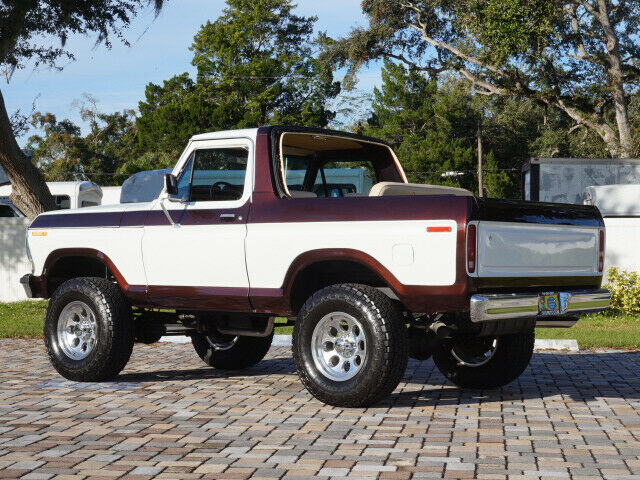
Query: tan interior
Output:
[[368, 182, 472, 197], [289, 190, 318, 198]]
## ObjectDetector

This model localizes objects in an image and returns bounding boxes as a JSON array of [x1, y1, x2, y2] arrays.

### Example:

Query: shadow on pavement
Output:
[[110, 351, 640, 407]]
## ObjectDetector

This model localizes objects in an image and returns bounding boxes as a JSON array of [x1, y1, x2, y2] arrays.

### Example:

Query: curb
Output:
[[160, 335, 579, 352]]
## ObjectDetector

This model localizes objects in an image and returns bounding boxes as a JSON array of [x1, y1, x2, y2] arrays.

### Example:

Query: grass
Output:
[[1, 302, 638, 349], [0, 302, 293, 338], [536, 311, 640, 350], [0, 300, 48, 338]]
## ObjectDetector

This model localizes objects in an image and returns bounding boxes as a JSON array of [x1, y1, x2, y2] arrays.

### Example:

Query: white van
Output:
[[0, 181, 103, 210]]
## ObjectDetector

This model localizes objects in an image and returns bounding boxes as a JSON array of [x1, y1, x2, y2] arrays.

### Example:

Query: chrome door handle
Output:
[[220, 213, 236, 221]]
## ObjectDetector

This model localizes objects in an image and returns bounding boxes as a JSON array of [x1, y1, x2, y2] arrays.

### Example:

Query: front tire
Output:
[[432, 328, 535, 389], [293, 284, 408, 407], [191, 331, 274, 370], [44, 277, 134, 382]]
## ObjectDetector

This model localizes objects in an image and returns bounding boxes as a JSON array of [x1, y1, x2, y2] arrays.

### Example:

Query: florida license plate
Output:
[[538, 293, 560, 314]]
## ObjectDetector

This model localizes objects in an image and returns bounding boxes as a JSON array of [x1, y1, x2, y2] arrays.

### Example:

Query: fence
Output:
[[0, 218, 31, 302]]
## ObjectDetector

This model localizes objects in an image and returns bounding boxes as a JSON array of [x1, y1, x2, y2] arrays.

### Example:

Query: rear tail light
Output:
[[599, 230, 605, 272], [467, 224, 477, 273]]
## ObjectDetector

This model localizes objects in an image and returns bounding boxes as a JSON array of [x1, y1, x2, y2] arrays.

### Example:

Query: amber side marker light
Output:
[[467, 224, 477, 273], [599, 230, 605, 272], [31, 231, 47, 237], [426, 226, 452, 233]]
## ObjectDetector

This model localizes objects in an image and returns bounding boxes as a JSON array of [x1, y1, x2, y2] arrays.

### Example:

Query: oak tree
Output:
[[325, 0, 640, 158], [0, 0, 164, 218]]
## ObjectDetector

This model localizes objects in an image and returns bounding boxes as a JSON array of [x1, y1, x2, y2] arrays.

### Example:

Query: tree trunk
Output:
[[597, 0, 633, 158], [0, 88, 55, 218]]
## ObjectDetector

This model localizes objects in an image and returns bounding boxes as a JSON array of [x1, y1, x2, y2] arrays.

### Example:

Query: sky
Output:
[[5, 0, 383, 142]]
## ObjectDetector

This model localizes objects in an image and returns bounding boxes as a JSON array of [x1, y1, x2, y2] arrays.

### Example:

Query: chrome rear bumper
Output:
[[470, 289, 611, 326]]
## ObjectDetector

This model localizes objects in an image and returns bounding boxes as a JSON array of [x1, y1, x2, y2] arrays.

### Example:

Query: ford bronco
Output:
[[21, 126, 611, 407]]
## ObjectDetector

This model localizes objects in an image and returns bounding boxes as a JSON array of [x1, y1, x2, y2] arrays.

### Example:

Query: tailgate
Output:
[[472, 198, 604, 279], [475, 221, 600, 277]]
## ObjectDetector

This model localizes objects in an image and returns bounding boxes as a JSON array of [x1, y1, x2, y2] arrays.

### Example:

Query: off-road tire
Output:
[[44, 277, 134, 382], [191, 332, 274, 370], [293, 284, 408, 407], [408, 326, 434, 361], [433, 328, 535, 389]]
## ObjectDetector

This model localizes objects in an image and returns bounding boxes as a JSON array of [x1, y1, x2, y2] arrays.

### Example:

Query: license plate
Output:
[[539, 293, 560, 314]]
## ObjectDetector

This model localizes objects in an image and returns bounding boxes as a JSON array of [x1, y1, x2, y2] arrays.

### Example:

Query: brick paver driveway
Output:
[[1, 339, 640, 479]]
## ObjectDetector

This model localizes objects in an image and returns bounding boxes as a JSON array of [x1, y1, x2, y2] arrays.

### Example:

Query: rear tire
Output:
[[292, 284, 408, 407], [44, 277, 134, 382], [191, 331, 274, 370], [432, 328, 535, 389]]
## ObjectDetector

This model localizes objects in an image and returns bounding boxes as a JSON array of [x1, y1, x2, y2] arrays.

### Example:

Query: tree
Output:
[[136, 0, 340, 154], [324, 0, 640, 158], [0, 0, 165, 218], [362, 60, 520, 197], [27, 104, 139, 186]]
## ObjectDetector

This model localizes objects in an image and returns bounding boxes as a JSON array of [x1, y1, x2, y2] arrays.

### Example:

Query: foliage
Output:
[[27, 105, 140, 186], [605, 267, 640, 314], [0, 1, 164, 74], [0, 1, 166, 218], [136, 0, 340, 155], [361, 60, 533, 197], [325, 0, 640, 157]]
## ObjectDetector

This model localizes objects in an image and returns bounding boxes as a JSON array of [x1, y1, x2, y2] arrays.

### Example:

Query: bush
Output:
[[605, 267, 640, 314]]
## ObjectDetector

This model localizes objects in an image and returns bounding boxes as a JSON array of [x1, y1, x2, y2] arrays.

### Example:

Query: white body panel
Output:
[[474, 221, 600, 277], [30, 202, 150, 286], [141, 137, 254, 288], [142, 222, 248, 287], [30, 226, 146, 285], [246, 220, 458, 288]]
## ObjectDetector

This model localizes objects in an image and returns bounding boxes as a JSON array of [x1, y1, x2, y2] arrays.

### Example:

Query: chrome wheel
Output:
[[205, 332, 238, 351], [451, 337, 499, 367], [57, 301, 98, 360], [311, 312, 367, 382]]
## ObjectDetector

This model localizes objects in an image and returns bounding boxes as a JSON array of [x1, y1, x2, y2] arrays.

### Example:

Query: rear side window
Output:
[[0, 204, 17, 217], [189, 147, 248, 202], [54, 195, 70, 209]]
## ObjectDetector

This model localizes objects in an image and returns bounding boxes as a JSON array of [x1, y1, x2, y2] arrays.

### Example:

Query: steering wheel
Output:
[[210, 181, 235, 199]]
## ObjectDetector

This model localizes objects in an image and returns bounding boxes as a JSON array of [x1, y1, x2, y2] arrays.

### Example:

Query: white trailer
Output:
[[522, 157, 640, 203], [0, 181, 103, 210], [585, 184, 640, 276]]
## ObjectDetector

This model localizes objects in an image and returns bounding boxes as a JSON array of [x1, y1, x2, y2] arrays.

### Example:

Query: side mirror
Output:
[[164, 174, 178, 196]]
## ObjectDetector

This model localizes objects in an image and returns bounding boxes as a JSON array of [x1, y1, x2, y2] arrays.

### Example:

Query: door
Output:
[[141, 138, 253, 310]]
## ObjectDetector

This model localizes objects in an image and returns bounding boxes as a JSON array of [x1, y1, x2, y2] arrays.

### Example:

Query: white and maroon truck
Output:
[[21, 126, 611, 407]]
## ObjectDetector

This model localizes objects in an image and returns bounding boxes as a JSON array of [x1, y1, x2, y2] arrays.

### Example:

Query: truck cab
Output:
[[22, 126, 610, 407]]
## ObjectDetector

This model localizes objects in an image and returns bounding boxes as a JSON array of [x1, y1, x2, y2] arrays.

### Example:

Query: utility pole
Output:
[[477, 111, 483, 197]]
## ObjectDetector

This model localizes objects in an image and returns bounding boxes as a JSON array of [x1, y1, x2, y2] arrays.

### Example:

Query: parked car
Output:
[[0, 181, 103, 210], [21, 127, 611, 407], [0, 197, 24, 217]]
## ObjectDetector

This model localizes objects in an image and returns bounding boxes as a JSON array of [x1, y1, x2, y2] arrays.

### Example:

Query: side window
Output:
[[176, 155, 194, 201], [283, 156, 376, 198], [54, 195, 70, 209], [80, 201, 98, 208], [189, 147, 248, 201]]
